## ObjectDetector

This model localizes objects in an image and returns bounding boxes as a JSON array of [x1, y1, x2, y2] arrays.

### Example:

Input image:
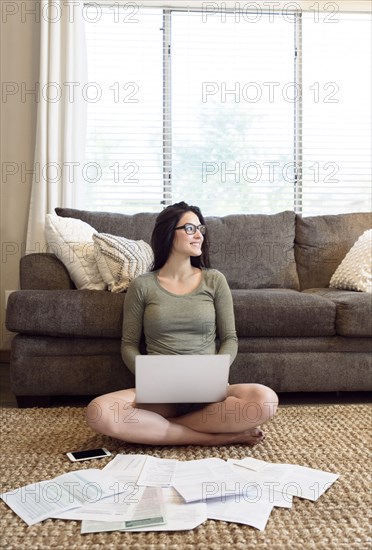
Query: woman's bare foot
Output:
[[169, 414, 267, 446], [205, 427, 266, 447], [230, 427, 266, 446]]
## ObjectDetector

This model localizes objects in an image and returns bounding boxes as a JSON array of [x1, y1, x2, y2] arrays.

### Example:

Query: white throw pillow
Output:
[[93, 233, 154, 293], [329, 229, 372, 293], [45, 214, 106, 290]]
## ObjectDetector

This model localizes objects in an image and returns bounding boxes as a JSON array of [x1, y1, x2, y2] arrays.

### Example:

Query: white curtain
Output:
[[26, 0, 87, 252]]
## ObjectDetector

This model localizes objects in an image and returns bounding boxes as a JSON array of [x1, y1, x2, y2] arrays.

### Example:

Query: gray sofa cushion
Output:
[[303, 288, 372, 337], [56, 208, 299, 290], [230, 351, 371, 392], [206, 211, 299, 289], [295, 212, 372, 290], [55, 207, 158, 242], [232, 289, 335, 337]]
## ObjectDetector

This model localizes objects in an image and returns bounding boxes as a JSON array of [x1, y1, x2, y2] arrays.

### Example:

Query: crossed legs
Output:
[[86, 383, 279, 446]]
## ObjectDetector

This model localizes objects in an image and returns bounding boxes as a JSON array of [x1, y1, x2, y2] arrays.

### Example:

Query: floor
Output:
[[1, 362, 371, 409]]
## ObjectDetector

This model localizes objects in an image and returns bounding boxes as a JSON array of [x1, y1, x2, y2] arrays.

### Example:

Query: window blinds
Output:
[[170, 10, 295, 215], [301, 11, 372, 214], [84, 7, 164, 212], [84, 5, 371, 215]]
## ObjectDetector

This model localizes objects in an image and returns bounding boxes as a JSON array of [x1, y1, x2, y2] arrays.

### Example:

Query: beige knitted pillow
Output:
[[45, 214, 106, 290], [329, 229, 372, 293], [93, 233, 154, 293]]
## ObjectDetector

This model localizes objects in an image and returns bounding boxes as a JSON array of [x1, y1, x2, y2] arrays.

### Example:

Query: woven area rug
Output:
[[0, 404, 370, 549]]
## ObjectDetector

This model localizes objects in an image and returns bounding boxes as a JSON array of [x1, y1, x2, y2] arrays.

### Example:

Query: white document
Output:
[[53, 484, 144, 521], [232, 457, 339, 501], [103, 454, 147, 483], [207, 494, 274, 531], [173, 458, 224, 484], [121, 488, 208, 532], [173, 458, 255, 503], [81, 487, 207, 533], [81, 486, 166, 533], [227, 461, 292, 508], [0, 469, 127, 526], [172, 458, 223, 503], [137, 456, 178, 487]]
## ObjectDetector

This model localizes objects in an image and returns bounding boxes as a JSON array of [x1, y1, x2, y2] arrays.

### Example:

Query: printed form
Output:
[[0, 469, 129, 526]]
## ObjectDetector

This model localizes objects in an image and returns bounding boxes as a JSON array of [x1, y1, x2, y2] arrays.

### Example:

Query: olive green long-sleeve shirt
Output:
[[121, 269, 238, 374]]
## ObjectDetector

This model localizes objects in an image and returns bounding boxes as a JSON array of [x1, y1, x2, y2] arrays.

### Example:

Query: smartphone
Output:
[[66, 448, 111, 462]]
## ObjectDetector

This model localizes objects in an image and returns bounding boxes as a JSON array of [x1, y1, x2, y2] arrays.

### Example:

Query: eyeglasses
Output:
[[175, 223, 206, 235]]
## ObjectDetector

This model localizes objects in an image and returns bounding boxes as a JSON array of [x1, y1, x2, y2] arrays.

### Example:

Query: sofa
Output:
[[6, 208, 372, 407]]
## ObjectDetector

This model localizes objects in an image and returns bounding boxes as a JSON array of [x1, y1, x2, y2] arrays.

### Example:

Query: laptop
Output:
[[135, 354, 230, 403]]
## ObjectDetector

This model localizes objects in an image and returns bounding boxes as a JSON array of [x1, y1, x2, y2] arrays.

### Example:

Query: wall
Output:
[[0, 1, 40, 350]]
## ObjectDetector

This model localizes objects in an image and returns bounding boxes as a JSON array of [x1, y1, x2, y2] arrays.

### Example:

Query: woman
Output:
[[86, 202, 278, 445]]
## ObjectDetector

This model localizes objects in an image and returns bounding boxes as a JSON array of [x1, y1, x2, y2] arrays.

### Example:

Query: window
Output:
[[170, 10, 295, 214], [84, 5, 371, 215], [84, 7, 163, 212], [301, 12, 371, 214]]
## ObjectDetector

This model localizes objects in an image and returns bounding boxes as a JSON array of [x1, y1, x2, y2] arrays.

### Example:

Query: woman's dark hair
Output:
[[150, 201, 210, 271]]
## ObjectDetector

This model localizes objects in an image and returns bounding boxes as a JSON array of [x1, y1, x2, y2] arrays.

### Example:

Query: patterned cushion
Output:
[[329, 229, 372, 293], [93, 233, 154, 293], [44, 214, 106, 290]]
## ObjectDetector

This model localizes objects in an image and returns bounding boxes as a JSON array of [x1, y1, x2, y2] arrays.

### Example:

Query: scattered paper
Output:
[[231, 457, 339, 501], [0, 469, 128, 526], [137, 456, 178, 487], [1, 453, 339, 532], [103, 454, 147, 483], [125, 488, 208, 532], [53, 484, 147, 522], [81, 486, 166, 533], [173, 458, 258, 503], [81, 487, 207, 533], [207, 494, 274, 531], [172, 457, 222, 502]]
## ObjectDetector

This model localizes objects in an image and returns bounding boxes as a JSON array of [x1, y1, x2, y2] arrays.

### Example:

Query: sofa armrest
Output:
[[20, 253, 75, 290], [6, 289, 123, 337]]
